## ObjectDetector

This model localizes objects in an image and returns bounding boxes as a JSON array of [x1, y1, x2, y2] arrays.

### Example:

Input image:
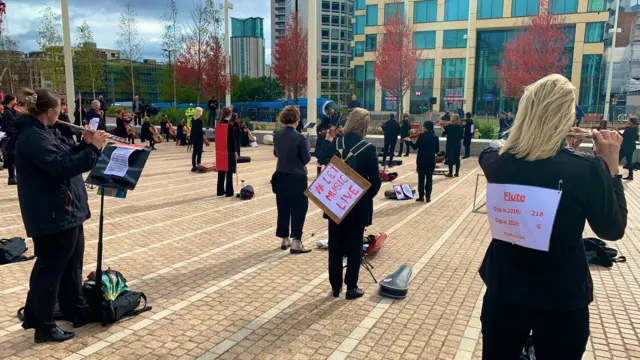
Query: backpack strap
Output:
[[343, 140, 372, 162]]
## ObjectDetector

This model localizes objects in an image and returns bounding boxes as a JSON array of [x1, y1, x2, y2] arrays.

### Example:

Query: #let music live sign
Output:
[[305, 156, 372, 225]]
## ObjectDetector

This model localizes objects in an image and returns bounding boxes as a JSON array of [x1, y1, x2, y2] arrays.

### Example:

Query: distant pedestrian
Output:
[[463, 112, 474, 159], [575, 105, 584, 127], [397, 113, 411, 157], [382, 113, 400, 167], [348, 94, 361, 111], [132, 95, 143, 126], [207, 96, 219, 129]]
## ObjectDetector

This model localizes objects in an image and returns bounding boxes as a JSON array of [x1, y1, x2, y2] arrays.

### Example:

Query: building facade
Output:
[[231, 17, 266, 78], [351, 0, 611, 115], [272, 0, 287, 52]]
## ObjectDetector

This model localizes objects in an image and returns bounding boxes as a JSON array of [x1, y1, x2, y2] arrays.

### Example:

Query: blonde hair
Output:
[[500, 74, 576, 161], [194, 107, 203, 119], [451, 114, 460, 124], [343, 107, 370, 138]]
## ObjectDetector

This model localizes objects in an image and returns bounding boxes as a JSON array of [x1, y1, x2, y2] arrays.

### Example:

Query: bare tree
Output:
[[0, 32, 21, 93], [162, 0, 181, 107], [74, 21, 105, 99], [35, 5, 64, 91], [116, 1, 144, 99]]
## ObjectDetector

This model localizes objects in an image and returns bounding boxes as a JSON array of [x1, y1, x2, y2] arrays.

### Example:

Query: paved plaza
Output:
[[0, 143, 639, 360]]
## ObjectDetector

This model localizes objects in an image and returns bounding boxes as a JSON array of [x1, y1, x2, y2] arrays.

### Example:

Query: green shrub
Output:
[[477, 120, 498, 140]]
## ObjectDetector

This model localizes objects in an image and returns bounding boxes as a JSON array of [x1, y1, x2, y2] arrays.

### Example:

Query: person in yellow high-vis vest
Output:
[[185, 103, 195, 127]]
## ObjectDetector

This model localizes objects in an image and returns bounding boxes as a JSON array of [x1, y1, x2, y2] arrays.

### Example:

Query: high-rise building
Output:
[[272, 0, 287, 53], [352, 0, 611, 115], [265, 64, 273, 78], [231, 17, 266, 78]]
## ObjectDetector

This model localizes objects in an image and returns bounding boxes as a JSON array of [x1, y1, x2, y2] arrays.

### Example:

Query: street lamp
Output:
[[220, 0, 233, 107], [61, 0, 75, 114], [162, 48, 177, 107], [306, 0, 318, 131]]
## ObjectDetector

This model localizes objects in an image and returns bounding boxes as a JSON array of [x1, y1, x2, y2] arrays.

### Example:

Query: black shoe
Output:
[[462, 156, 470, 159], [332, 288, 341, 298], [225, 194, 234, 198], [191, 167, 197, 172], [396, 154, 402, 158], [624, 175, 634, 180], [34, 327, 75, 344], [426, 197, 431, 203], [7, 178, 17, 185], [416, 198, 424, 202], [455, 173, 459, 177], [346, 288, 365, 300], [404, 154, 409, 157], [445, 174, 453, 178]]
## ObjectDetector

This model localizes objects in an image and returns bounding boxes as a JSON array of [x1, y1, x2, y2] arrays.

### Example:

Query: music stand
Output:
[[472, 173, 486, 213], [85, 144, 150, 310]]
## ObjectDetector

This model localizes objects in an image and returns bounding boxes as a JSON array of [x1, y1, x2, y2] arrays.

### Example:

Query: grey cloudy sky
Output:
[[3, 0, 272, 63]]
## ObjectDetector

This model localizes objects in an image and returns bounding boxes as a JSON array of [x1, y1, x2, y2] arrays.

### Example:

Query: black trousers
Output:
[[417, 170, 434, 200], [328, 220, 365, 290], [397, 141, 410, 156], [481, 295, 589, 360], [275, 191, 308, 239], [447, 145, 461, 175], [134, 112, 142, 126], [620, 148, 634, 176], [192, 143, 203, 167], [464, 142, 471, 158], [217, 170, 234, 196], [382, 139, 397, 165], [6, 163, 15, 181], [22, 226, 88, 331]]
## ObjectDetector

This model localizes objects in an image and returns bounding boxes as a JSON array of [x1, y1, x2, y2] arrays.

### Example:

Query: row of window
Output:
[[321, 42, 350, 54], [321, 28, 352, 41], [321, 14, 351, 27], [320, 69, 350, 78], [321, 1, 352, 14], [321, 55, 350, 66]]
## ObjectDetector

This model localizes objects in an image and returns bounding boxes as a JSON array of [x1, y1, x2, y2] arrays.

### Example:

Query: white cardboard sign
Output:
[[486, 183, 562, 252]]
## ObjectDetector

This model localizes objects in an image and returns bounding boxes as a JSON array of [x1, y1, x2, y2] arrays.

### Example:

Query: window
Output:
[[587, 0, 605, 11], [355, 0, 365, 10], [354, 41, 365, 57], [512, 0, 538, 16], [331, 56, 338, 65], [321, 69, 329, 77], [477, 0, 503, 19], [440, 58, 466, 111], [332, 16, 340, 25], [364, 61, 375, 110], [414, 31, 436, 49], [331, 69, 338, 77], [355, 15, 365, 34], [412, 59, 435, 114], [321, 55, 330, 65], [322, 42, 329, 51], [365, 34, 377, 51], [366, 5, 378, 26], [340, 43, 346, 52], [331, 43, 339, 52], [443, 30, 467, 48], [322, 15, 330, 25], [444, 0, 469, 21], [322, 1, 330, 10], [414, 0, 437, 23], [416, 59, 435, 79], [550, 0, 577, 14], [354, 65, 364, 82], [579, 55, 603, 113], [322, 29, 329, 38], [331, 29, 340, 39], [332, 2, 340, 11], [585, 22, 604, 43], [384, 3, 405, 24]]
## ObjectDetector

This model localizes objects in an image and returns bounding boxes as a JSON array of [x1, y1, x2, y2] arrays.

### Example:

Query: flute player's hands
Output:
[[567, 127, 588, 151]]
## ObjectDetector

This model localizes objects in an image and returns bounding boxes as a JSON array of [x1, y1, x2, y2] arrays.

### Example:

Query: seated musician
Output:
[[176, 119, 187, 146], [160, 115, 171, 142], [113, 108, 130, 140], [140, 117, 157, 150]]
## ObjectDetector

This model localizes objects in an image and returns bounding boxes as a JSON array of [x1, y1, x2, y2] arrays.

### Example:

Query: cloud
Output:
[[3, 0, 272, 62]]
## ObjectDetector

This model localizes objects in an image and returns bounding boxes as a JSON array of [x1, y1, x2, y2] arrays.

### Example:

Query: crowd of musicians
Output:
[[1, 73, 636, 360]]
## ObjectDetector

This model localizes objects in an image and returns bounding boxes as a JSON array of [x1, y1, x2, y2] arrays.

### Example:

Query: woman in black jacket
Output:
[[2, 94, 18, 185], [176, 119, 187, 146], [462, 112, 474, 159], [190, 107, 205, 171], [217, 107, 237, 197], [272, 106, 312, 254], [14, 88, 107, 344], [405, 121, 439, 202], [443, 114, 464, 177], [315, 115, 332, 175], [619, 116, 638, 180], [317, 108, 381, 300], [55, 105, 76, 141], [140, 117, 156, 150], [113, 108, 129, 140], [397, 113, 412, 157], [231, 113, 241, 156], [478, 75, 627, 359]]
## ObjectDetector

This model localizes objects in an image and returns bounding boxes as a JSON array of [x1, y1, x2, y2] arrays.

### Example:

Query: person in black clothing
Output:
[[405, 121, 439, 202], [207, 96, 219, 129], [55, 105, 76, 141], [317, 107, 381, 300], [619, 116, 639, 180], [463, 112, 474, 158], [440, 110, 451, 122], [347, 94, 361, 111], [315, 115, 332, 175], [73, 95, 86, 143], [190, 108, 205, 171], [381, 113, 400, 167], [85, 100, 105, 131], [176, 119, 187, 146], [2, 94, 18, 185], [15, 88, 108, 344], [112, 108, 129, 140], [140, 117, 156, 150], [397, 113, 412, 157], [272, 105, 312, 254], [231, 113, 241, 156], [98, 95, 107, 120], [443, 114, 464, 177], [132, 96, 143, 126], [479, 75, 627, 360], [217, 107, 237, 197], [498, 111, 513, 139]]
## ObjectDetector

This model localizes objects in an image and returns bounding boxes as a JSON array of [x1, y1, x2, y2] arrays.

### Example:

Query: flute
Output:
[[567, 131, 595, 139], [55, 120, 129, 144]]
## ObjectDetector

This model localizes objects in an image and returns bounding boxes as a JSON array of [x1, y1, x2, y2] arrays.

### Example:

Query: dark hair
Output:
[[279, 106, 300, 125], [423, 121, 434, 132], [221, 107, 232, 122], [389, 113, 395, 120], [630, 117, 639, 126], [2, 94, 15, 106], [465, 112, 472, 118], [231, 113, 238, 122], [21, 88, 60, 116]]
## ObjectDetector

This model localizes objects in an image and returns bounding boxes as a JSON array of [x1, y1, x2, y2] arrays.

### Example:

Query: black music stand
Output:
[[85, 145, 150, 310]]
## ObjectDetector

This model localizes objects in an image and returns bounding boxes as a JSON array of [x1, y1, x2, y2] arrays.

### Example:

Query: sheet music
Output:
[[89, 118, 100, 130], [104, 147, 137, 178], [0, 131, 5, 138]]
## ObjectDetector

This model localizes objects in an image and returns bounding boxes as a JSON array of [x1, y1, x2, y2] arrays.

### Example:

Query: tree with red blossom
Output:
[[494, 0, 569, 100], [374, 13, 419, 119], [175, 39, 209, 104], [272, 12, 307, 104], [203, 37, 229, 101]]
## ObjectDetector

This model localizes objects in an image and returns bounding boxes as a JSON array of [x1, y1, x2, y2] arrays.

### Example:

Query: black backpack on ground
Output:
[[0, 238, 34, 265], [238, 185, 255, 200], [583, 238, 626, 268]]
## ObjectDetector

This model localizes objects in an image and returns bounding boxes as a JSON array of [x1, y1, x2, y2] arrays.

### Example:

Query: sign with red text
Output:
[[486, 183, 562, 252], [305, 156, 372, 224]]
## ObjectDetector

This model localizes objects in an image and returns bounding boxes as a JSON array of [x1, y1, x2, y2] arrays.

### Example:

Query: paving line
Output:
[[197, 168, 480, 360]]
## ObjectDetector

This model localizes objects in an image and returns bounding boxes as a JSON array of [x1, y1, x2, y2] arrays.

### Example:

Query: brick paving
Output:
[[0, 143, 638, 359]]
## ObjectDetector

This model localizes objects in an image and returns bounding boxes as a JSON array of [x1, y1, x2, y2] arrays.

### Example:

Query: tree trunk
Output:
[[130, 59, 135, 99]]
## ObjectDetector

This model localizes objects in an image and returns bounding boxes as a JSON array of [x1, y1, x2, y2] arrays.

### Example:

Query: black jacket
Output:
[[2, 106, 17, 137], [408, 132, 439, 173], [316, 119, 332, 163], [443, 123, 463, 150], [274, 127, 311, 175], [55, 113, 76, 140], [14, 114, 101, 238], [479, 147, 627, 311], [400, 120, 411, 138], [86, 109, 105, 130], [190, 118, 204, 147], [232, 122, 241, 152], [115, 117, 128, 138], [621, 126, 638, 153], [382, 119, 400, 141], [2, 107, 17, 162], [141, 122, 153, 142], [463, 119, 474, 145], [348, 100, 361, 110], [207, 99, 219, 111], [317, 132, 381, 227]]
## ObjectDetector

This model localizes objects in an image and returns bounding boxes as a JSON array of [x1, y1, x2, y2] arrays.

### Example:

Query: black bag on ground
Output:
[[379, 264, 412, 299], [237, 156, 251, 163], [0, 238, 34, 265], [239, 185, 255, 200], [583, 238, 626, 268]]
